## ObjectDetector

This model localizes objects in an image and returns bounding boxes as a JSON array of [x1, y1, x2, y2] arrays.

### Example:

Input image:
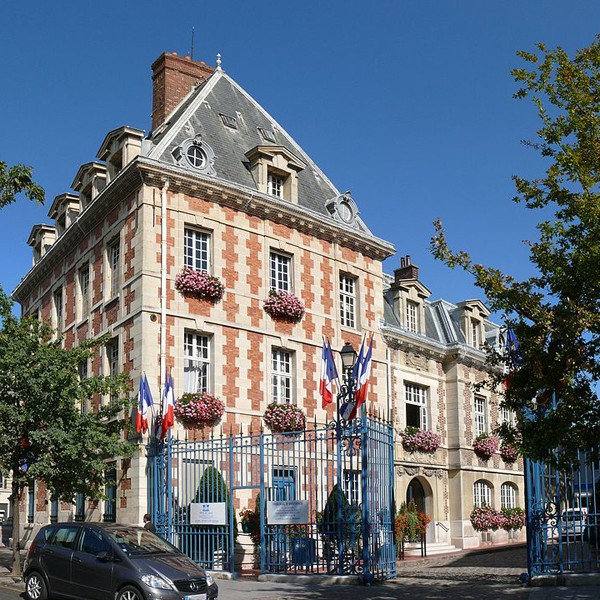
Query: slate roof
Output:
[[145, 69, 374, 235], [382, 287, 502, 350]]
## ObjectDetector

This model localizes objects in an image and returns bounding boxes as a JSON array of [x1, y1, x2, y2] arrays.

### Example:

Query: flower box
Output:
[[401, 427, 441, 453], [472, 433, 498, 460], [175, 267, 224, 302], [174, 392, 225, 429], [500, 443, 519, 463], [263, 290, 305, 322], [263, 402, 306, 433]]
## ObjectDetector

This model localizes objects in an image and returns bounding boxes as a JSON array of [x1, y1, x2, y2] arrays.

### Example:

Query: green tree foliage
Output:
[[0, 290, 133, 574], [431, 37, 600, 465], [0, 161, 44, 209]]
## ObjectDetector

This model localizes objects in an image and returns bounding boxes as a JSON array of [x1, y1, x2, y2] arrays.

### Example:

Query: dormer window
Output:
[[186, 145, 207, 169], [244, 145, 305, 204], [172, 136, 216, 176], [471, 319, 482, 349], [258, 127, 276, 143], [406, 300, 418, 333], [220, 113, 237, 129], [96, 126, 144, 183]]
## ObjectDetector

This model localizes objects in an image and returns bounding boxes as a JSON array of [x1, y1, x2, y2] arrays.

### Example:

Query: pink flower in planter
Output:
[[401, 427, 441, 453], [174, 392, 225, 428], [263, 290, 305, 322], [175, 267, 225, 302], [500, 443, 519, 463], [263, 402, 306, 433], [472, 433, 498, 460]]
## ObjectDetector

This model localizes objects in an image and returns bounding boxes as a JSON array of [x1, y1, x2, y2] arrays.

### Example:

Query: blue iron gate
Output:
[[526, 450, 600, 577], [148, 414, 396, 582]]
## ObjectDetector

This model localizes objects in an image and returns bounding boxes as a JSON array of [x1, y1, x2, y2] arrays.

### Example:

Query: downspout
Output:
[[160, 180, 170, 393]]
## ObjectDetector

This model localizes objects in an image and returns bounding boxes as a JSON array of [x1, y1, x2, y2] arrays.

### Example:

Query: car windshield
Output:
[[108, 526, 177, 556]]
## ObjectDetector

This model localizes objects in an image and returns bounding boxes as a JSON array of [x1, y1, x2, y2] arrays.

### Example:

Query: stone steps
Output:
[[404, 541, 461, 557]]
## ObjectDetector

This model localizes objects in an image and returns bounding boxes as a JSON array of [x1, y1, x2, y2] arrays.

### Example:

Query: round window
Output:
[[186, 145, 206, 169]]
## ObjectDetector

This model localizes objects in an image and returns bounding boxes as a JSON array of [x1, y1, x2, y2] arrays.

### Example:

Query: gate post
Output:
[[361, 407, 373, 585]]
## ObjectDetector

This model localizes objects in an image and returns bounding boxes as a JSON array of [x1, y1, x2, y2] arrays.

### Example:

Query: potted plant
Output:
[[472, 433, 498, 460], [263, 402, 306, 434], [174, 392, 225, 429], [500, 443, 519, 463], [395, 500, 431, 547], [175, 267, 225, 302], [500, 507, 525, 531], [401, 427, 441, 453], [470, 504, 503, 532], [263, 290, 305, 322]]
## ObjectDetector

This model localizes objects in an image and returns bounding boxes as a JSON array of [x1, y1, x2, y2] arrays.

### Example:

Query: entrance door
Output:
[[267, 468, 296, 569], [407, 478, 426, 512]]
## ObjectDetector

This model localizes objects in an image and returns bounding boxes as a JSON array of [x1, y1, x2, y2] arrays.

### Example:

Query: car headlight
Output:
[[140, 574, 174, 590], [206, 574, 215, 586]]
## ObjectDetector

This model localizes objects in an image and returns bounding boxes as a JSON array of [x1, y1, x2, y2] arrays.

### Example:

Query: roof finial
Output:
[[216, 53, 222, 71]]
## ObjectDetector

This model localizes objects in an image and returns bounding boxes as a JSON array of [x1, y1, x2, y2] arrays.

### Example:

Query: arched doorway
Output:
[[406, 478, 426, 511]]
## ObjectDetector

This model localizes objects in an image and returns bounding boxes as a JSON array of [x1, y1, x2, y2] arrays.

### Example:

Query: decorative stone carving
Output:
[[406, 352, 427, 370]]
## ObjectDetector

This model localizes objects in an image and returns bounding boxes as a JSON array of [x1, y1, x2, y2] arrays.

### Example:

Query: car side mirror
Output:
[[96, 551, 113, 562]]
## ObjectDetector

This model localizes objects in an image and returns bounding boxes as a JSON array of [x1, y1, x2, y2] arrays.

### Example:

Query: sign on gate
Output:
[[267, 500, 309, 524], [190, 502, 227, 525]]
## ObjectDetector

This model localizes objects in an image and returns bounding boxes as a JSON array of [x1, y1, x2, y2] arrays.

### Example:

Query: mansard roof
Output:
[[145, 69, 377, 237]]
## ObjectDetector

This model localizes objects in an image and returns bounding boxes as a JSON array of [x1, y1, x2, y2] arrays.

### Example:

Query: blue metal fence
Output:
[[148, 414, 396, 582], [526, 450, 600, 577]]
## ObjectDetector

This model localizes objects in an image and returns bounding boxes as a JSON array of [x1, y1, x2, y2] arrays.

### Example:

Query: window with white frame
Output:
[[78, 264, 90, 318], [184, 332, 210, 393], [340, 274, 357, 329], [272, 349, 292, 404], [267, 172, 284, 198], [406, 300, 418, 333], [184, 228, 211, 273], [107, 237, 121, 298], [471, 319, 482, 349], [405, 383, 428, 430], [270, 252, 291, 292], [474, 394, 487, 437], [500, 406, 513, 425], [501, 483, 517, 509], [53, 288, 63, 333], [473, 480, 492, 507], [106, 339, 119, 402], [343, 469, 361, 505]]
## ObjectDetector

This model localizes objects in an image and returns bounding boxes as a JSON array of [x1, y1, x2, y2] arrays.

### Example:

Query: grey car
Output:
[[24, 522, 219, 600]]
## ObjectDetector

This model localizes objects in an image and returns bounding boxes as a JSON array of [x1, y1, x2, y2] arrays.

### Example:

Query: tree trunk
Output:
[[10, 481, 21, 578]]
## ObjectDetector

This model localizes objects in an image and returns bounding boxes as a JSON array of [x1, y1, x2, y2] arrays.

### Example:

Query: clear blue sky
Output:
[[1, 1, 598, 317]]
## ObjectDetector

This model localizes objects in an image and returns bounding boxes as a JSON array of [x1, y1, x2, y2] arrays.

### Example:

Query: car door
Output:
[[70, 527, 114, 600], [39, 525, 80, 596]]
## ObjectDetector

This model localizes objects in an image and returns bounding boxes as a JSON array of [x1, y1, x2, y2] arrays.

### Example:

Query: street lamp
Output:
[[336, 342, 358, 432]]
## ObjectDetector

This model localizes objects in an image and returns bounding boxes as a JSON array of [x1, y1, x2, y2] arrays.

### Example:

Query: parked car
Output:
[[24, 522, 219, 600], [560, 508, 587, 539]]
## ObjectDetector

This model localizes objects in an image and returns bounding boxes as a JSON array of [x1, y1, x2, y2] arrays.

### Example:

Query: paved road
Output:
[[0, 544, 597, 600]]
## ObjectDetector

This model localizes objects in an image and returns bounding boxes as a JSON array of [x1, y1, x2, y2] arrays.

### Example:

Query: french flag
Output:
[[136, 374, 154, 434], [320, 339, 339, 408], [161, 372, 175, 440], [340, 337, 365, 421], [351, 335, 374, 418]]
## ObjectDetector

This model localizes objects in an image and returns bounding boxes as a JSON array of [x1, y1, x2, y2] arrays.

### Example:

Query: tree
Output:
[[431, 37, 600, 465], [0, 161, 44, 209], [0, 291, 133, 575]]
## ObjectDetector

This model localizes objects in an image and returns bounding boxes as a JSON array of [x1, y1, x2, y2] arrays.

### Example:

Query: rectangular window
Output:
[[28, 481, 35, 523], [272, 349, 292, 404], [500, 406, 513, 425], [340, 274, 356, 329], [184, 332, 210, 393], [406, 301, 418, 333], [501, 484, 516, 509], [53, 288, 63, 333], [50, 495, 59, 524], [75, 492, 85, 521], [343, 469, 361, 505], [270, 252, 291, 292], [473, 481, 492, 507], [78, 360, 89, 413], [267, 173, 284, 198], [474, 395, 487, 437], [472, 319, 481, 349], [79, 265, 90, 317], [184, 228, 211, 273], [405, 383, 428, 430], [103, 466, 117, 523], [108, 238, 120, 298], [107, 340, 119, 403]]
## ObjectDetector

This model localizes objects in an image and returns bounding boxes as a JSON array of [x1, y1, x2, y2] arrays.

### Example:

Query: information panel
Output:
[[189, 502, 227, 525], [266, 500, 309, 525]]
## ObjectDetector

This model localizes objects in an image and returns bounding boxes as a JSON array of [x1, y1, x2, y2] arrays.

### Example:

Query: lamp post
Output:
[[335, 341, 359, 434]]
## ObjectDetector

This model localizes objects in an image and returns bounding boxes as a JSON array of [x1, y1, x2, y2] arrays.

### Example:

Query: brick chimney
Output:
[[394, 255, 419, 283], [151, 52, 214, 132]]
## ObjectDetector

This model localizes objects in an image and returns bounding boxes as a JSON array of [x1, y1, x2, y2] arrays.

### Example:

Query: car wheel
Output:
[[116, 586, 145, 600], [25, 571, 48, 600]]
